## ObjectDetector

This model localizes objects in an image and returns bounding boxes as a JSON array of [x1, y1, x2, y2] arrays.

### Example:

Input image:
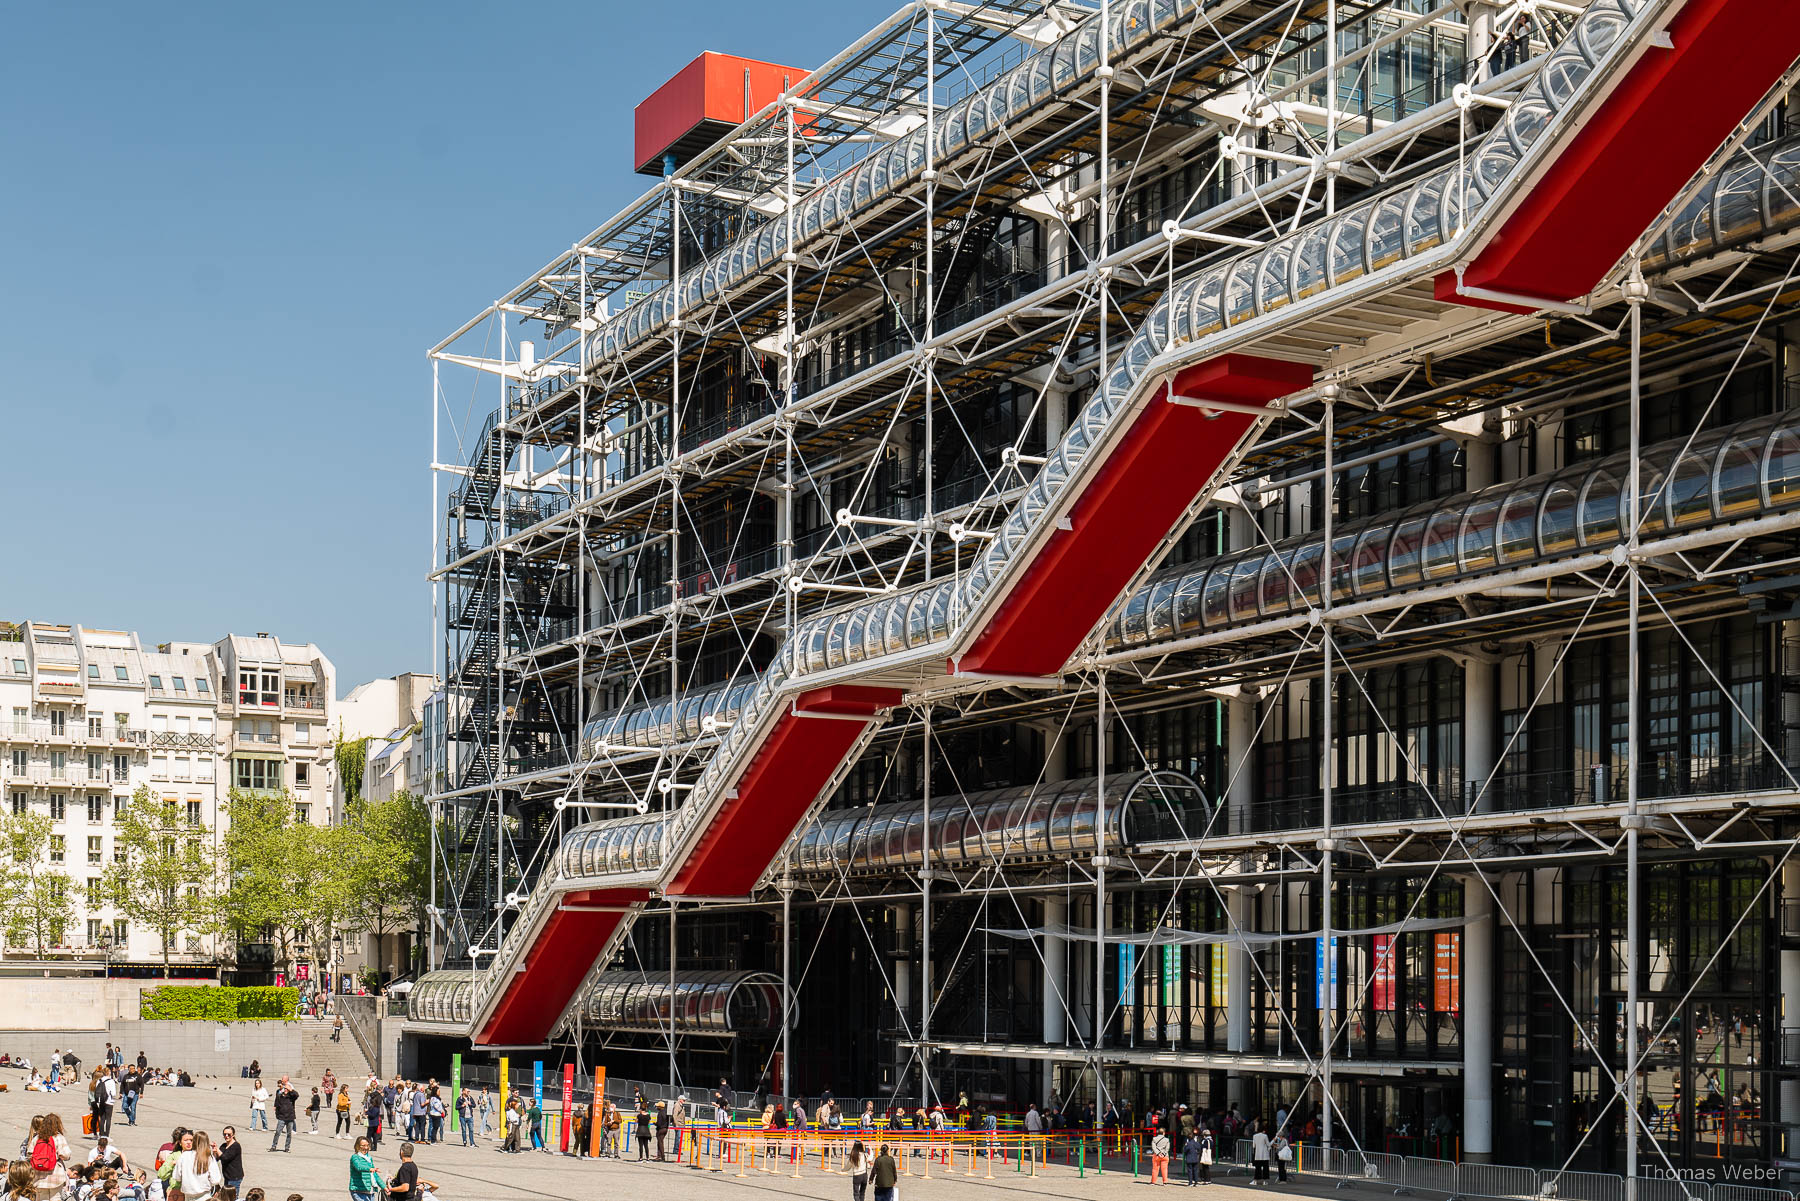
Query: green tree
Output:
[[107, 786, 219, 965], [340, 791, 431, 978], [0, 810, 75, 954], [221, 788, 354, 977]]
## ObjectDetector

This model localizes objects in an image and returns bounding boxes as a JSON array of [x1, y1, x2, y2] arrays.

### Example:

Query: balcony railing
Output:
[[150, 732, 214, 750], [284, 695, 325, 711]]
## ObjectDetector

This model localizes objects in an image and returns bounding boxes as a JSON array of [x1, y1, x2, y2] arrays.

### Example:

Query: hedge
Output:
[[139, 986, 299, 1022]]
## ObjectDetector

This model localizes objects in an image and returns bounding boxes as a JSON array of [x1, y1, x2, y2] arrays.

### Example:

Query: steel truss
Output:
[[422, 0, 1800, 1180]]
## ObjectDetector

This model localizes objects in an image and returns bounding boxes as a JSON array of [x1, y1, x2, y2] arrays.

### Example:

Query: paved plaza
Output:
[[0, 1075, 1343, 1201]]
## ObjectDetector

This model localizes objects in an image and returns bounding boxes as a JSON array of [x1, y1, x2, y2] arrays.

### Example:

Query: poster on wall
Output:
[[1433, 932, 1461, 1014], [274, 971, 286, 988], [296, 963, 310, 981]]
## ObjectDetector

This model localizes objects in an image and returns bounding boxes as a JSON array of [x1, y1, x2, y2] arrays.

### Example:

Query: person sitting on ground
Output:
[[86, 1137, 126, 1170]]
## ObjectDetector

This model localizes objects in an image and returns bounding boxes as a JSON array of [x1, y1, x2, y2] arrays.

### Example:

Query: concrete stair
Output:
[[296, 1018, 372, 1085]]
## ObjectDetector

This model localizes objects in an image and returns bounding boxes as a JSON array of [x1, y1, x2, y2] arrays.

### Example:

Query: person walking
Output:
[[332, 1013, 345, 1043], [307, 1087, 322, 1134], [95, 1066, 118, 1138], [336, 1086, 355, 1139], [527, 1094, 544, 1152], [846, 1140, 871, 1201], [871, 1144, 898, 1201], [249, 1079, 270, 1132], [270, 1075, 299, 1152], [217, 1125, 244, 1196], [1251, 1126, 1271, 1186], [457, 1089, 477, 1148], [348, 1136, 382, 1201], [407, 1085, 428, 1143], [361, 1087, 383, 1152], [120, 1064, 143, 1127]]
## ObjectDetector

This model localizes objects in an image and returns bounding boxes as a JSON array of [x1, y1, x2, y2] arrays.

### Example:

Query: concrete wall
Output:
[[0, 976, 216, 1029], [0, 1022, 301, 1081]]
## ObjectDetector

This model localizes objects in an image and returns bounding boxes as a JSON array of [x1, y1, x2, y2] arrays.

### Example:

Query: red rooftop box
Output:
[[634, 51, 811, 176]]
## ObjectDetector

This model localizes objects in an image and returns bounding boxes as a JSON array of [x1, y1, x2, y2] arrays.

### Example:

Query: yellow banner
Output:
[[498, 1056, 510, 1140]]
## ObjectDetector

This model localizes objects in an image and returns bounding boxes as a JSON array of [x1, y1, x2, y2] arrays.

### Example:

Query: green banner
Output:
[[450, 1053, 462, 1133]]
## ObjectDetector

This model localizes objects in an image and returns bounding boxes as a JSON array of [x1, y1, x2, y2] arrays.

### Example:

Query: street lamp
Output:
[[97, 928, 113, 980], [330, 933, 343, 1011]]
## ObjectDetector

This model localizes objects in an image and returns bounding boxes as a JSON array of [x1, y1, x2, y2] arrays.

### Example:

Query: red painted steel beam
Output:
[[1438, 0, 1800, 309], [955, 354, 1312, 678]]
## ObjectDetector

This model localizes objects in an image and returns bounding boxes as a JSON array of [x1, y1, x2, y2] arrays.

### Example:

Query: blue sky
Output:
[[0, 2, 878, 690]]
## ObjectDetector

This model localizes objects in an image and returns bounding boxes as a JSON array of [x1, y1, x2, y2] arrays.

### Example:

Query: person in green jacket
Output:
[[872, 1144, 899, 1201], [528, 1098, 545, 1151], [349, 1135, 382, 1201]]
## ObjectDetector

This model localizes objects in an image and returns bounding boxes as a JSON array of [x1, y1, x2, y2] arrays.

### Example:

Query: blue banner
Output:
[[1117, 942, 1135, 1005], [1315, 936, 1339, 1003], [533, 1061, 544, 1111]]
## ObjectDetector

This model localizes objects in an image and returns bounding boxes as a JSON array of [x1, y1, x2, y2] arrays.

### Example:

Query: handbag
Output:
[[1278, 1142, 1293, 1162], [1201, 1146, 1214, 1166]]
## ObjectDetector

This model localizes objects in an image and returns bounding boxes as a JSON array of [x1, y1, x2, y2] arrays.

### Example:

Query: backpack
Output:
[[31, 1136, 57, 1172]]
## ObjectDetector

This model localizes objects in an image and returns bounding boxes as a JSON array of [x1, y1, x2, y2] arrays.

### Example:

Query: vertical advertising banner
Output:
[[1433, 932, 1461, 1014], [533, 1061, 545, 1145], [1372, 934, 1396, 1012], [1209, 943, 1228, 1008], [450, 1053, 462, 1134], [560, 1063, 574, 1152], [498, 1056, 510, 1141], [1315, 936, 1338, 1005], [589, 1067, 606, 1158]]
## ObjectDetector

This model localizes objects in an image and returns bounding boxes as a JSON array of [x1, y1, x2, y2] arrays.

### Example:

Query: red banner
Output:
[[560, 1064, 574, 1152], [1434, 932, 1461, 1014], [1372, 934, 1396, 1012]]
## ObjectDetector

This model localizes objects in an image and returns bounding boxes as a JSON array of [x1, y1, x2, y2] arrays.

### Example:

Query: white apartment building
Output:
[[0, 621, 337, 967], [333, 671, 437, 805]]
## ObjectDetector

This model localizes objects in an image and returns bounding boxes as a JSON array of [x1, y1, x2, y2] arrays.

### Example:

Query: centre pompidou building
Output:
[[414, 0, 1800, 1179]]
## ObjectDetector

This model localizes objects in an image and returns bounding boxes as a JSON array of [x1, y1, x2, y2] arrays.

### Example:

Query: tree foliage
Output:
[[334, 735, 370, 806], [0, 810, 75, 953], [218, 788, 432, 978], [108, 786, 220, 965]]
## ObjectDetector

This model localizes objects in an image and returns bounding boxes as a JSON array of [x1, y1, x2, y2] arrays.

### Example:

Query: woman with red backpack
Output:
[[26, 1111, 70, 1198]]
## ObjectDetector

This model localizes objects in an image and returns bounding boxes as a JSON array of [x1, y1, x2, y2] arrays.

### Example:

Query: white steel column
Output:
[[1093, 668, 1110, 1121], [920, 710, 934, 1110], [1465, 659, 1496, 813], [1226, 883, 1252, 1110], [1043, 894, 1068, 1102], [781, 881, 792, 1100], [1319, 386, 1338, 1152], [1462, 879, 1495, 1160], [1622, 272, 1648, 1201]]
